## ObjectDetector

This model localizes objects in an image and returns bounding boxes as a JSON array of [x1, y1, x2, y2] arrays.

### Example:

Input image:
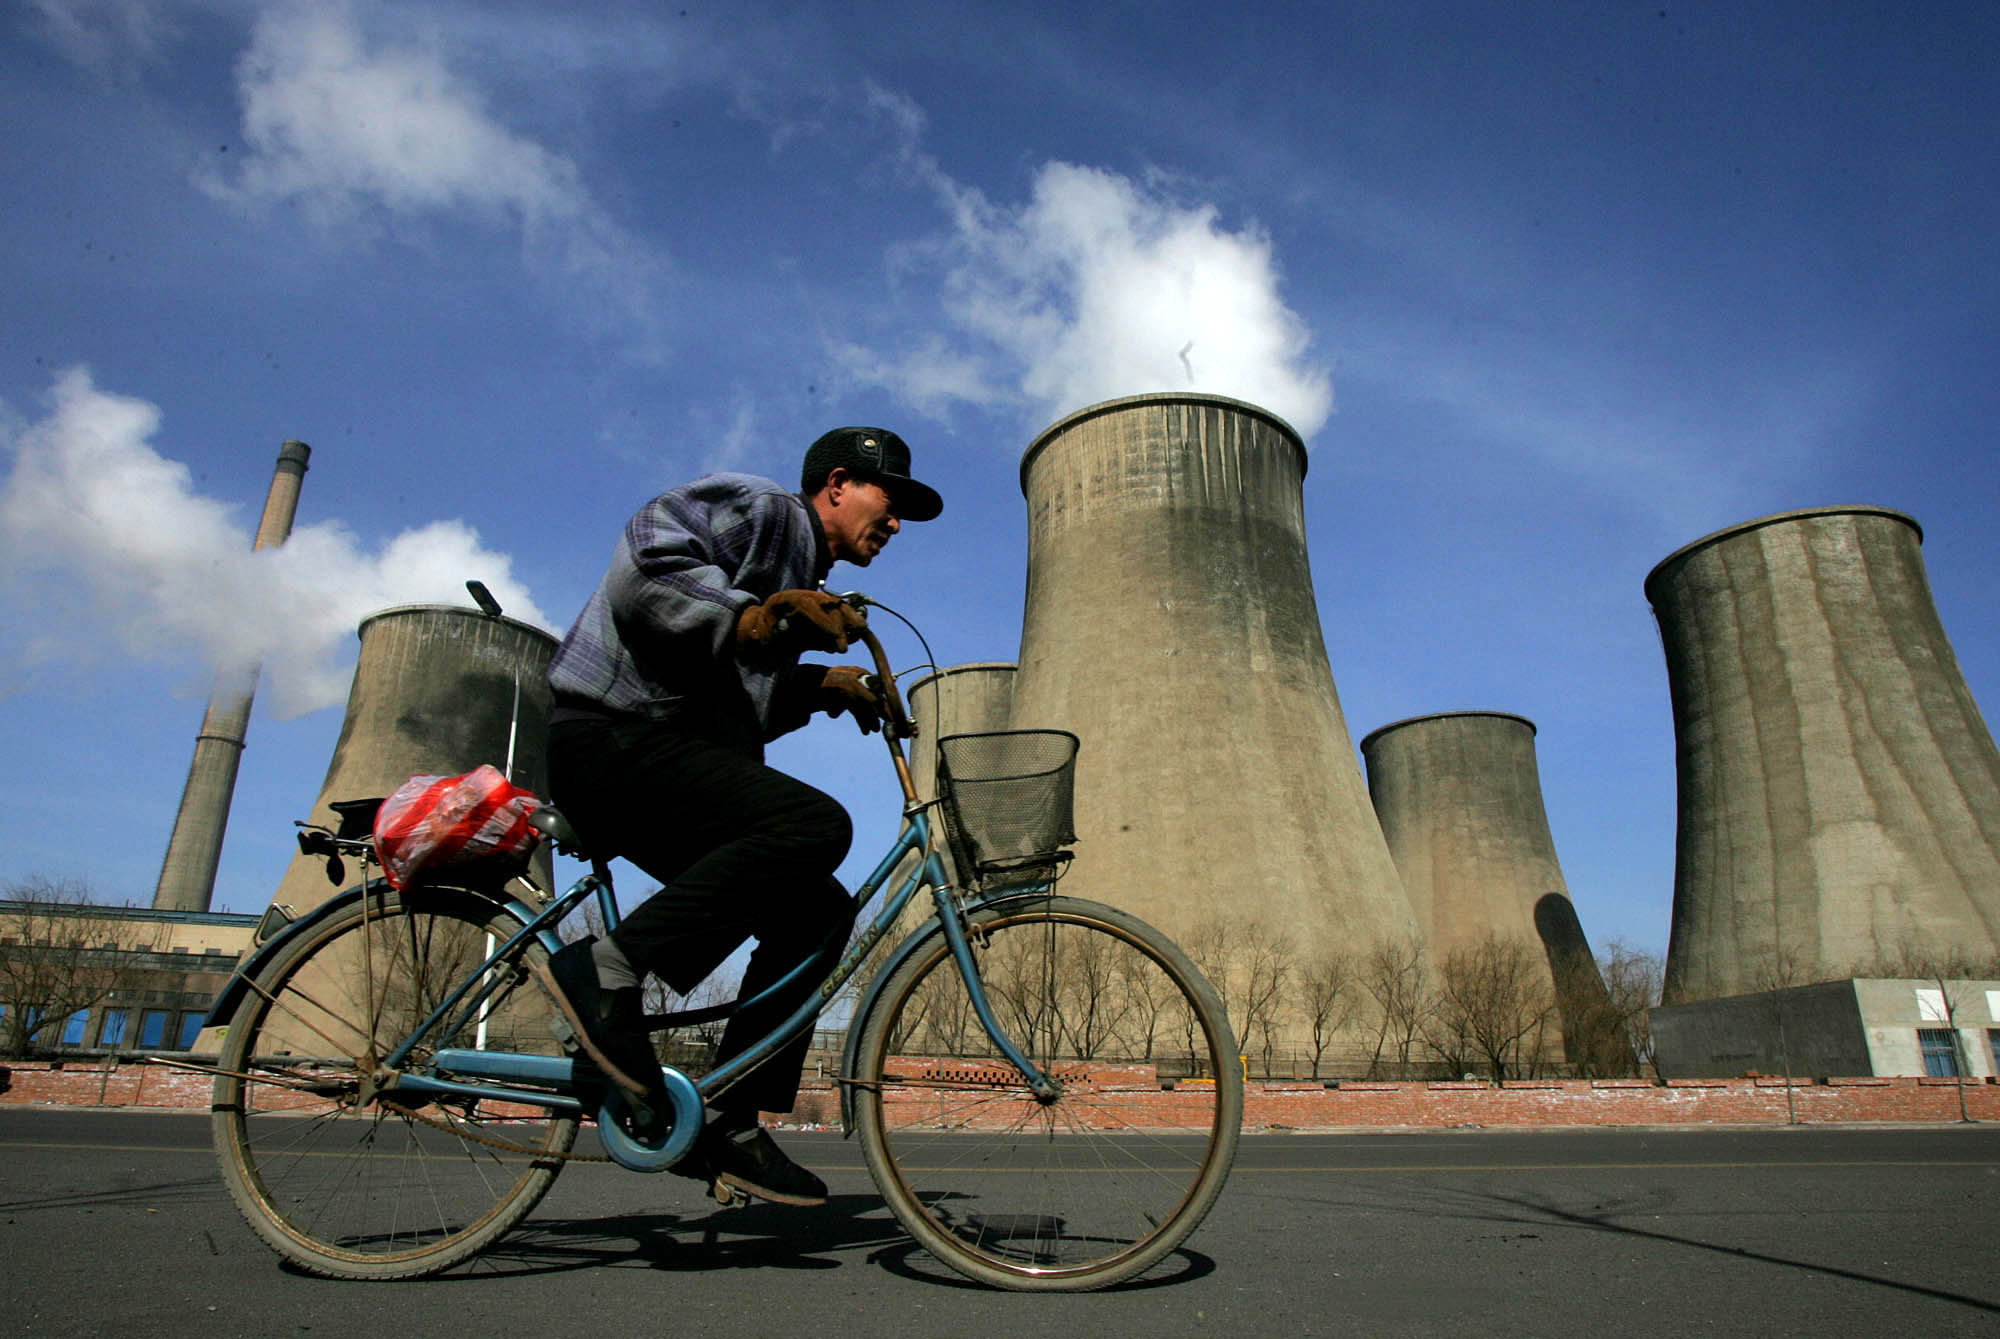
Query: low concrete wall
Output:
[[6, 1061, 1998, 1128]]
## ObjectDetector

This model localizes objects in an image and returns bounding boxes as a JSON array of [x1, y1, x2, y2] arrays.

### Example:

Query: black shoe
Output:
[[546, 938, 669, 1141], [700, 1122, 827, 1206]]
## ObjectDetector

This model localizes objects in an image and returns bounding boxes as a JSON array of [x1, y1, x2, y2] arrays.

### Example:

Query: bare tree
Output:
[[1236, 926, 1295, 1077], [1174, 920, 1240, 1077], [1750, 945, 1811, 1123], [1593, 941, 1665, 1076], [1115, 941, 1180, 1063], [0, 878, 163, 1057], [1361, 937, 1437, 1079], [1185, 918, 1300, 1077], [1296, 949, 1359, 1078], [1846, 940, 2000, 983], [1431, 935, 1554, 1081]]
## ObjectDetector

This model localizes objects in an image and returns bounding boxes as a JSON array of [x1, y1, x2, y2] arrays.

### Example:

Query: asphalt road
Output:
[[4, 1108, 1997, 1337]]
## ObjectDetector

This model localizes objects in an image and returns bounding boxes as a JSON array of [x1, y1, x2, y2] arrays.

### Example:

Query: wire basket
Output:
[[935, 730, 1080, 885]]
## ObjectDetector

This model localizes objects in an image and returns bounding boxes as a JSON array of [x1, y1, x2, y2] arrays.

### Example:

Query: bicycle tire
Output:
[[852, 894, 1242, 1291], [212, 883, 579, 1279]]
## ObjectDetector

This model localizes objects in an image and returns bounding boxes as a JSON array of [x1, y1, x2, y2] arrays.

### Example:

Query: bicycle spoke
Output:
[[855, 898, 1241, 1290], [212, 885, 579, 1279]]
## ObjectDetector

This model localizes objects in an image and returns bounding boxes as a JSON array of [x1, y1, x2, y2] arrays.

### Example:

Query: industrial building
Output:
[[0, 898, 255, 1058], [94, 415, 2000, 1086], [1652, 977, 2000, 1080]]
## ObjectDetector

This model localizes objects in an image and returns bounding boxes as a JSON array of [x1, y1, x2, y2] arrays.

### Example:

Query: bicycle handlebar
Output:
[[835, 593, 922, 807], [853, 623, 914, 742]]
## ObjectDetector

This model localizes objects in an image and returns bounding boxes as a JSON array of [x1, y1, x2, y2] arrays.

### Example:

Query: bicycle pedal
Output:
[[708, 1178, 742, 1207]]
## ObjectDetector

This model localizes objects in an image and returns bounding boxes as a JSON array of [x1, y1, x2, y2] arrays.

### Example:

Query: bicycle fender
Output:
[[201, 880, 544, 1029], [202, 882, 384, 1029], [836, 884, 1060, 1134]]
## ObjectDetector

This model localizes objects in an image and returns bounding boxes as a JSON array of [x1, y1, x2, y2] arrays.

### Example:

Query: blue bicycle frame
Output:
[[266, 798, 1059, 1172], [208, 612, 1060, 1171]]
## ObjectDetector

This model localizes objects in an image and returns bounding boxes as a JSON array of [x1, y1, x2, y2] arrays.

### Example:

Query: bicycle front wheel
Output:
[[852, 895, 1242, 1291], [212, 883, 579, 1279]]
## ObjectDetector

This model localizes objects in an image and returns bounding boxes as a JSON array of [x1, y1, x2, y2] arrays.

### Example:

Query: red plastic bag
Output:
[[373, 764, 543, 890]]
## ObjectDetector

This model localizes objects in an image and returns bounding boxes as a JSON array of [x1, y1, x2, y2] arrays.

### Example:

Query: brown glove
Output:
[[820, 665, 884, 734], [735, 589, 866, 656]]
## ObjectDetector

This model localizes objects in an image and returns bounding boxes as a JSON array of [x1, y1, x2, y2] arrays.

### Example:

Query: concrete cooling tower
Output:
[[260, 604, 558, 922], [897, 663, 1018, 916], [1360, 711, 1587, 960], [1006, 393, 1416, 964], [907, 662, 1019, 804], [1647, 506, 2000, 1003], [1361, 711, 1610, 1062]]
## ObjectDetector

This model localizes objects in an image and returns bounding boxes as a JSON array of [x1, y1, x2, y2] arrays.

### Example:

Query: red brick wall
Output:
[[7, 1061, 1997, 1127]]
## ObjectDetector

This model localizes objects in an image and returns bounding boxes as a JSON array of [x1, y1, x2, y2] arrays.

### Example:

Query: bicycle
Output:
[[202, 593, 1242, 1292]]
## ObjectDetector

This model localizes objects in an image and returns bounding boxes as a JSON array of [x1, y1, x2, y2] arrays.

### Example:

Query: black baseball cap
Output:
[[801, 426, 942, 522]]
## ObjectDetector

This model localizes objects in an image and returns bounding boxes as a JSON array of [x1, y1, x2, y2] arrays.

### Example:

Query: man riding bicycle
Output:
[[543, 427, 942, 1206]]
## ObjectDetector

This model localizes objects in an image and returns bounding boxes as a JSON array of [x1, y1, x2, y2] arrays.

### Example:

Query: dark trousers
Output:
[[548, 716, 856, 1116]]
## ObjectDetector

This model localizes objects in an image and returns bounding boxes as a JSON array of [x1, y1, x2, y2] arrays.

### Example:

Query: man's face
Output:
[[824, 473, 901, 566]]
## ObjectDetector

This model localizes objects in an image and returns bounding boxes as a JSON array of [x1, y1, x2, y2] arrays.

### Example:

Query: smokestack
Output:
[[259, 603, 559, 922], [1647, 506, 2000, 1002], [1007, 393, 1417, 964], [153, 440, 311, 913]]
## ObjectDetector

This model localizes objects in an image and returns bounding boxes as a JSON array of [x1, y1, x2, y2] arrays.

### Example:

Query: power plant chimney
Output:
[[1647, 506, 2000, 1002], [1006, 393, 1417, 966], [153, 440, 311, 913]]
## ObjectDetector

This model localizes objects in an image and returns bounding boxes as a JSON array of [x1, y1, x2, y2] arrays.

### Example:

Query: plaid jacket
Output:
[[548, 473, 832, 748]]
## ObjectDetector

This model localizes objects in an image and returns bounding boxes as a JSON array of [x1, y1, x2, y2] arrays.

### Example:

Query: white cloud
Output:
[[22, 0, 175, 80], [844, 100, 1333, 438], [0, 367, 549, 718], [200, 3, 668, 354]]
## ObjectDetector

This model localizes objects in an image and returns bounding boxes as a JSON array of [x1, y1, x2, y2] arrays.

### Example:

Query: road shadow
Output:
[[0, 1173, 221, 1215], [381, 1192, 1213, 1292], [1304, 1177, 2000, 1320], [1469, 1186, 2000, 1317]]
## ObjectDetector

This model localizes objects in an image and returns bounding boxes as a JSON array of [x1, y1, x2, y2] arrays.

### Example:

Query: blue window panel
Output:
[[60, 1010, 90, 1045], [1919, 1028, 1960, 1077], [100, 1009, 129, 1046], [138, 1009, 170, 1048], [175, 1014, 204, 1050]]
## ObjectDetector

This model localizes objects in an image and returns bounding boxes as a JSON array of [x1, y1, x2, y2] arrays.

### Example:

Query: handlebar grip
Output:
[[856, 627, 914, 739]]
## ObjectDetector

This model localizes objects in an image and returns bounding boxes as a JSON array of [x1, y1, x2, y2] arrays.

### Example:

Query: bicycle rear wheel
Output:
[[852, 895, 1242, 1291], [212, 883, 579, 1279]]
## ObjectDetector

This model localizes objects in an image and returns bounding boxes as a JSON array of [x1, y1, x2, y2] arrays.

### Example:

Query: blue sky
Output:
[[3, 0, 1996, 958]]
